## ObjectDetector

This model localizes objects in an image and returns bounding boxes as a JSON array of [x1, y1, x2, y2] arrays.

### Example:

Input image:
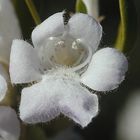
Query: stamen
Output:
[[38, 36, 91, 73], [55, 41, 65, 48], [72, 41, 78, 49]]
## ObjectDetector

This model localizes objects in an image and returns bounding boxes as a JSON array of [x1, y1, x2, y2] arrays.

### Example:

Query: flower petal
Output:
[[59, 80, 98, 128], [32, 12, 64, 48], [0, 75, 7, 101], [0, 64, 8, 101], [0, 0, 21, 64], [0, 64, 9, 80], [10, 40, 42, 84], [0, 106, 20, 140], [68, 13, 102, 52], [81, 48, 128, 91], [20, 68, 98, 127], [19, 79, 61, 124]]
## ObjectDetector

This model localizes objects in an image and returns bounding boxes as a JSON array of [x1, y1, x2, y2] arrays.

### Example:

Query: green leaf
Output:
[[76, 0, 87, 13], [115, 0, 137, 53]]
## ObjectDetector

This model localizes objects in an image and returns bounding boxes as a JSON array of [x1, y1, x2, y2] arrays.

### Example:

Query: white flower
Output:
[[0, 106, 20, 140], [116, 90, 140, 140], [10, 12, 128, 127], [0, 0, 21, 101]]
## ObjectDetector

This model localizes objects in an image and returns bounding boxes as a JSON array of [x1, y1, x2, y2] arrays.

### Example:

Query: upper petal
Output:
[[0, 0, 21, 64], [32, 12, 64, 48], [32, 12, 102, 54], [10, 40, 42, 84], [0, 106, 20, 140], [68, 13, 102, 52], [81, 47, 128, 91]]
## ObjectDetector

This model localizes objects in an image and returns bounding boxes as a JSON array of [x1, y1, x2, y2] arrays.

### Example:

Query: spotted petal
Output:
[[20, 69, 98, 127], [81, 48, 128, 91], [0, 0, 21, 64], [0, 106, 20, 140], [59, 80, 98, 127], [10, 40, 43, 84]]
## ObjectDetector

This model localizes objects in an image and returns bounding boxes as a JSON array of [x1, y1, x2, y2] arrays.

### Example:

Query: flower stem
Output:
[[25, 0, 41, 25], [115, 0, 126, 52], [115, 0, 137, 53]]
